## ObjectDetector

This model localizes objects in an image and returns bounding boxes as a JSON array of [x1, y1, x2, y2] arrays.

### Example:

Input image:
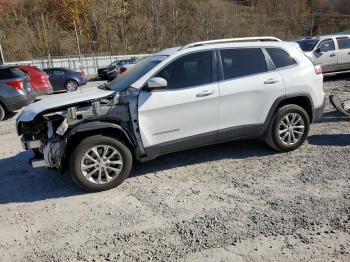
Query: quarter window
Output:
[[337, 37, 350, 49], [219, 48, 267, 80], [266, 48, 296, 69], [318, 39, 335, 52], [155, 51, 212, 89]]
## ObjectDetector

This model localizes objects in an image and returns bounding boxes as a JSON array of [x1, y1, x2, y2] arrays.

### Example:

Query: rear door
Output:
[[336, 36, 350, 70], [217, 47, 285, 140], [313, 38, 338, 72]]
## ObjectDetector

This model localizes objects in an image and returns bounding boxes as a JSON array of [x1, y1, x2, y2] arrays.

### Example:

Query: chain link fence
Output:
[[6, 53, 150, 76]]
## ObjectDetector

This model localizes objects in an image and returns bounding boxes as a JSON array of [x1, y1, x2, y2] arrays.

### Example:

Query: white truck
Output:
[[296, 34, 350, 75], [17, 37, 325, 192]]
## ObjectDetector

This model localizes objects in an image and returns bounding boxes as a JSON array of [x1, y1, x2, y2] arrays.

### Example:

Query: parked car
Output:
[[97, 58, 137, 80], [0, 66, 37, 121], [117, 57, 146, 75], [17, 65, 53, 95], [17, 37, 325, 192], [43, 68, 87, 92], [295, 34, 350, 75]]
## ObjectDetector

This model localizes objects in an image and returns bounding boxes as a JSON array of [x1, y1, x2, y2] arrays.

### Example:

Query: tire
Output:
[[69, 135, 133, 192], [264, 104, 310, 152], [65, 80, 78, 92], [0, 104, 5, 121]]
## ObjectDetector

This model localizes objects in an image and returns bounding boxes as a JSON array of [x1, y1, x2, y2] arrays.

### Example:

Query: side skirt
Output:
[[142, 124, 264, 162]]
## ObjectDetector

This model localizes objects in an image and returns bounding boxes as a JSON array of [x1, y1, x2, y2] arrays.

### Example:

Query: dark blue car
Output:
[[43, 68, 87, 92]]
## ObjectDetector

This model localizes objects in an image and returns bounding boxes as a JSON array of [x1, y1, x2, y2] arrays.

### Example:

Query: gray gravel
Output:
[[0, 79, 350, 261]]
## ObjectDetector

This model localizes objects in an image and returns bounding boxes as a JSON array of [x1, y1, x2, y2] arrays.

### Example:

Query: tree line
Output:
[[0, 0, 350, 61]]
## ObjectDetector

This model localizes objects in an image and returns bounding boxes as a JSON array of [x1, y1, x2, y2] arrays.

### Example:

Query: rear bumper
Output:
[[313, 97, 326, 123], [6, 91, 37, 112]]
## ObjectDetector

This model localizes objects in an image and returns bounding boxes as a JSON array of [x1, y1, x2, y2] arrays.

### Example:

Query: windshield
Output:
[[102, 55, 167, 92], [296, 39, 319, 52], [109, 61, 118, 67]]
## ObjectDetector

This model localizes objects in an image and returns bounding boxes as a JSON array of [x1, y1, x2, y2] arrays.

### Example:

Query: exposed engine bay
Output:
[[17, 88, 144, 170]]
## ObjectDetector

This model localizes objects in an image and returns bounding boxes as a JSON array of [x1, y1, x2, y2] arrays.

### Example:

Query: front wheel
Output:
[[69, 135, 133, 192], [264, 104, 310, 152], [65, 80, 78, 92]]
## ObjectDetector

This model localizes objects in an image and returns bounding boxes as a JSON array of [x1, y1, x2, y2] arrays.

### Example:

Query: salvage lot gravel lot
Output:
[[0, 78, 350, 261]]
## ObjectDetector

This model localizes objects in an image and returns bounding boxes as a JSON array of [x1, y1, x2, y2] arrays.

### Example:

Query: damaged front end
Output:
[[17, 88, 142, 170]]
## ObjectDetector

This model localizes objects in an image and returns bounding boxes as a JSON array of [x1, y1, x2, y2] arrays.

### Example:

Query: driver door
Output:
[[138, 51, 219, 155], [313, 38, 338, 73]]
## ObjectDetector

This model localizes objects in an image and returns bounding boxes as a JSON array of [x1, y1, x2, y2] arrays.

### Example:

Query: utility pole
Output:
[[310, 14, 315, 36], [73, 20, 82, 58], [0, 30, 5, 64], [0, 42, 4, 65]]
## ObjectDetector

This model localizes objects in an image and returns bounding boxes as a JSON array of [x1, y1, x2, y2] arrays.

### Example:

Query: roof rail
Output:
[[179, 37, 282, 50]]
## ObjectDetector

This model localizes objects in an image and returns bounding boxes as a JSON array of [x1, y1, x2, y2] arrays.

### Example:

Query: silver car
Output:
[[296, 34, 350, 75]]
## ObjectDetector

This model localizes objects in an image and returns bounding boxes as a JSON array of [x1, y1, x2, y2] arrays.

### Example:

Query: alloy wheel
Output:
[[80, 145, 123, 184], [278, 113, 305, 146]]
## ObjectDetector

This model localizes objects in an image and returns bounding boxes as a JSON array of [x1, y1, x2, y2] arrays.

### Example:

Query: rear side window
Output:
[[337, 37, 350, 49], [51, 69, 66, 76], [266, 48, 297, 69], [220, 48, 267, 80], [155, 51, 212, 89], [0, 67, 26, 80]]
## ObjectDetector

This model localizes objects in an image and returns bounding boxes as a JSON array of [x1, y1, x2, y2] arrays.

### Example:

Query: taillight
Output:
[[119, 67, 127, 74], [6, 80, 23, 90], [315, 65, 322, 75], [79, 71, 85, 77]]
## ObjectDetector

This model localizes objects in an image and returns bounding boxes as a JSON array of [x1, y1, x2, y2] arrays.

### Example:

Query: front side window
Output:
[[318, 39, 335, 52], [220, 48, 267, 80], [155, 51, 212, 89], [266, 48, 296, 69], [337, 37, 350, 50]]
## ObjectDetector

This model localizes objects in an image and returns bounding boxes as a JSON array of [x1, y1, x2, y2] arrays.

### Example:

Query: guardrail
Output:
[[6, 53, 151, 76]]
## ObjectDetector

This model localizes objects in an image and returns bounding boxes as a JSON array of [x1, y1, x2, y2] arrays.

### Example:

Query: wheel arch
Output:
[[65, 79, 78, 87], [264, 94, 314, 131], [60, 121, 137, 171]]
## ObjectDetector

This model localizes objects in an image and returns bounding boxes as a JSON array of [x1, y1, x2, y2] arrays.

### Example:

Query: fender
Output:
[[65, 121, 137, 149]]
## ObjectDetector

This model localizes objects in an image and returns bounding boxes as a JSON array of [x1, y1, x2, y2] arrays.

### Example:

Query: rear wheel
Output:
[[0, 104, 5, 121], [69, 135, 133, 192], [65, 80, 78, 92], [264, 104, 310, 152]]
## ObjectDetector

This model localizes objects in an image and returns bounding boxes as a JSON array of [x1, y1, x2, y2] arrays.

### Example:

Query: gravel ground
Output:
[[0, 78, 350, 261]]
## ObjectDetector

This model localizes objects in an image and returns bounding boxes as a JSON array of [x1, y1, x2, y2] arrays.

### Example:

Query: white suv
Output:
[[17, 37, 325, 192]]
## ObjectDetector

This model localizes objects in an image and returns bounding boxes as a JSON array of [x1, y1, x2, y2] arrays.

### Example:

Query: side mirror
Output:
[[315, 47, 322, 53], [146, 77, 167, 91]]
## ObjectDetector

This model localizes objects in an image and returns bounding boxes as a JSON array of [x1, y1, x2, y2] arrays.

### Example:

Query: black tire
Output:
[[0, 104, 5, 121], [65, 80, 78, 92], [69, 135, 133, 192], [264, 104, 310, 152]]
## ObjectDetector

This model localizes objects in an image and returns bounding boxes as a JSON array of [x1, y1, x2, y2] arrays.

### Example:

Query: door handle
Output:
[[196, 90, 214, 97], [330, 53, 336, 57], [264, 78, 280, 85]]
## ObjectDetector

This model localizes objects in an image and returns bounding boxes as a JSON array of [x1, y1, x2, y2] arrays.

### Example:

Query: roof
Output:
[[299, 34, 350, 41], [155, 41, 299, 58]]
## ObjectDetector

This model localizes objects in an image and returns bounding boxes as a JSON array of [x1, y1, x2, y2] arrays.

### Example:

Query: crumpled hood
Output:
[[18, 86, 115, 122]]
